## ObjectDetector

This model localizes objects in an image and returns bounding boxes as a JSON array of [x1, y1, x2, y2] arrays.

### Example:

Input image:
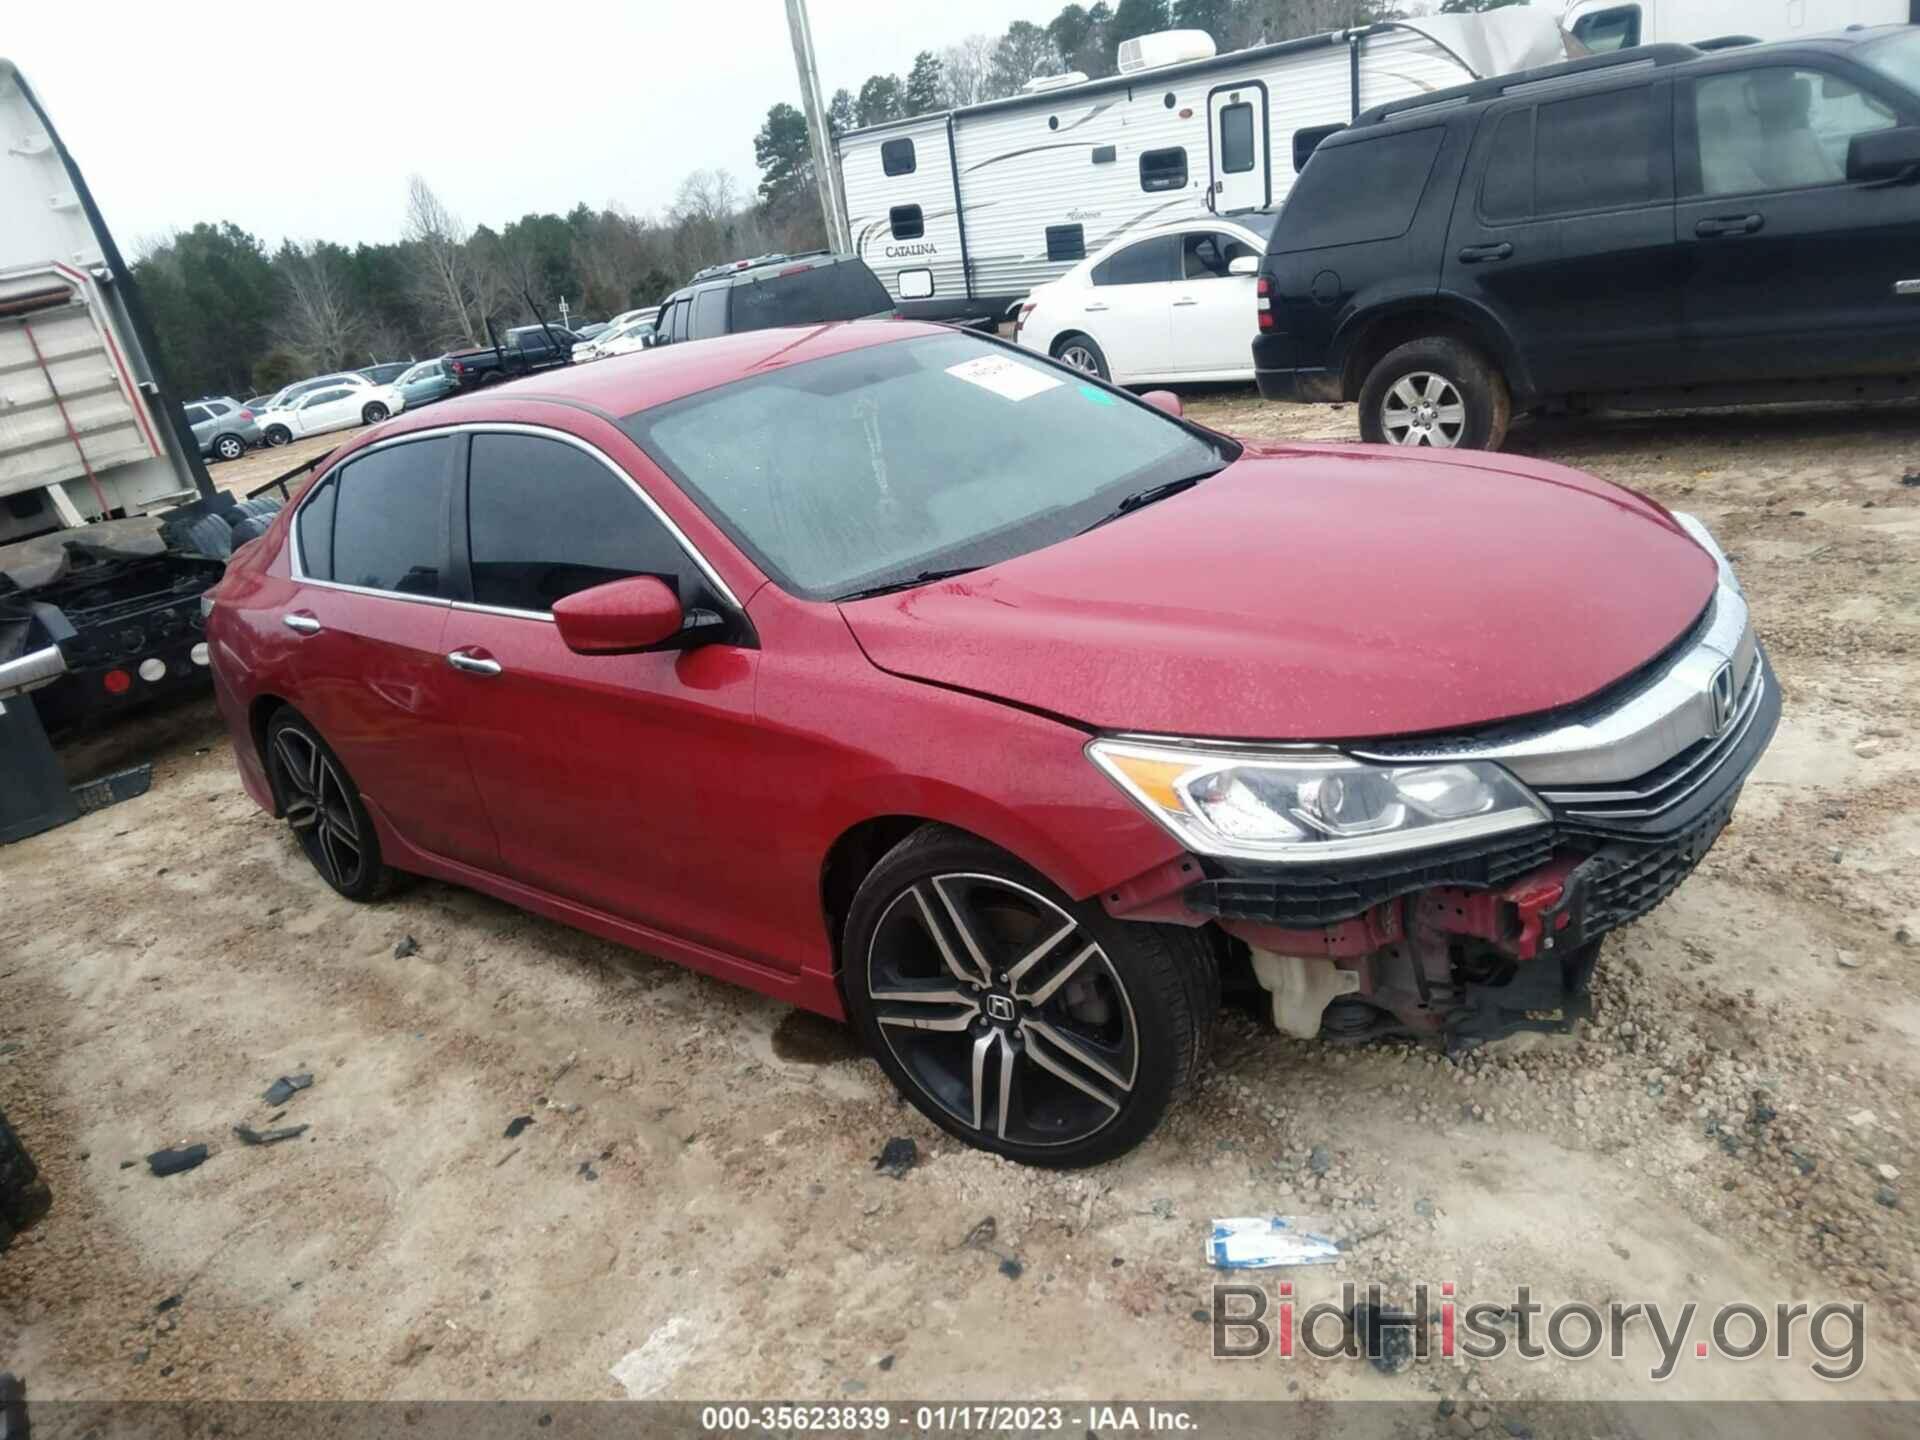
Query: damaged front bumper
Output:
[[1108, 517, 1779, 1044]]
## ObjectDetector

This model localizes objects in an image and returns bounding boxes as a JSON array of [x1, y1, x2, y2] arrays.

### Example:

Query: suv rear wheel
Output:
[[1359, 337, 1510, 451]]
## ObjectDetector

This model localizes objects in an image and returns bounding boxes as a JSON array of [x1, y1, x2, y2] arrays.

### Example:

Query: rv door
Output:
[[1208, 84, 1270, 211]]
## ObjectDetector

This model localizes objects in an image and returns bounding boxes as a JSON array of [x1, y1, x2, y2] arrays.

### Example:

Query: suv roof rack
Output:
[[689, 249, 835, 284], [1354, 43, 1701, 127]]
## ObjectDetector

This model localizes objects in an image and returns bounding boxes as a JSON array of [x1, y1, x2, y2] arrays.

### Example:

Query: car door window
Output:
[[313, 437, 452, 595], [183, 405, 211, 426], [1534, 85, 1659, 215], [1182, 231, 1255, 280], [671, 298, 693, 342], [465, 433, 693, 614], [1091, 235, 1181, 286], [1693, 67, 1897, 197], [691, 286, 728, 338]]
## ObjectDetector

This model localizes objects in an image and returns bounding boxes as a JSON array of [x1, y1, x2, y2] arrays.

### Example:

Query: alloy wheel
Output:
[[865, 873, 1138, 1148], [270, 726, 366, 890], [217, 436, 245, 460], [1380, 371, 1466, 447], [1059, 344, 1101, 375]]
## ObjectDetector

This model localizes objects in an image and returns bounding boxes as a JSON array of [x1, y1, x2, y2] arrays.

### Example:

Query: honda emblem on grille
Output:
[[1708, 662, 1736, 735]]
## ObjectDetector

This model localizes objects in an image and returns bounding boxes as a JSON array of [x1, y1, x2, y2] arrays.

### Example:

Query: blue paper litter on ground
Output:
[[1207, 1216, 1341, 1269]]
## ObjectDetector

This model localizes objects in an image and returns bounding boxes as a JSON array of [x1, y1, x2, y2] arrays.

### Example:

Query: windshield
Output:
[[1861, 29, 1920, 94], [624, 332, 1234, 600]]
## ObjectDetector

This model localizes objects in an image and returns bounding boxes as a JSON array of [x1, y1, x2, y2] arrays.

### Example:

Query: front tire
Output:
[[265, 709, 396, 902], [213, 433, 247, 461], [1358, 337, 1510, 451], [264, 424, 292, 447], [1052, 333, 1111, 382], [361, 402, 390, 425], [841, 826, 1215, 1168]]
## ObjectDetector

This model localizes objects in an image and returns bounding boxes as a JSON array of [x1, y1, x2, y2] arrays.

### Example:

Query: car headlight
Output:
[[1087, 739, 1548, 863]]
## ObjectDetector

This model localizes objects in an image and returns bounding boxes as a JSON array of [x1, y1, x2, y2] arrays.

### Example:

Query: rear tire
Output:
[[213, 434, 247, 461], [1358, 337, 1510, 451], [264, 709, 397, 902], [841, 825, 1215, 1168], [1052, 333, 1111, 382]]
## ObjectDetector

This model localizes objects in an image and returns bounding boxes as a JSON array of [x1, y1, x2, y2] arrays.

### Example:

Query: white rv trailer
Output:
[[1560, 0, 1916, 52], [834, 11, 1566, 322]]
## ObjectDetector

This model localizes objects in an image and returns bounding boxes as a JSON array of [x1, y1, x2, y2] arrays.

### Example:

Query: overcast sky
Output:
[[7, 0, 1056, 252]]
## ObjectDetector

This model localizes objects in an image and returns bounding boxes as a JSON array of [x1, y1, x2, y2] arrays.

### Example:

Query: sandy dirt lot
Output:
[[3, 394, 1918, 1424]]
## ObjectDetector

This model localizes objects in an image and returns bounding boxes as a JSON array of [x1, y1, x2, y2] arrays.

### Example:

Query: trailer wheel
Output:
[[0, 1108, 52, 1251], [1052, 333, 1110, 381], [264, 425, 293, 447]]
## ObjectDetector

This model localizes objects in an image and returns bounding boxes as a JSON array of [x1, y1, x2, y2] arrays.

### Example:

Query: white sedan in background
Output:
[[1015, 215, 1276, 385], [575, 307, 660, 361], [255, 379, 406, 446]]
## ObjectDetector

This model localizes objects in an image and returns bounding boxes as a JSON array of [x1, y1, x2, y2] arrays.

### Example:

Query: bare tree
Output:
[[274, 244, 371, 373], [403, 176, 479, 346], [939, 34, 997, 108]]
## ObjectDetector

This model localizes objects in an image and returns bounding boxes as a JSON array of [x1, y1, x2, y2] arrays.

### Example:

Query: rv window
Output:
[[881, 138, 916, 176], [1535, 85, 1657, 214], [1139, 147, 1188, 193], [898, 268, 934, 299], [1569, 5, 1641, 53], [1479, 109, 1534, 221], [1293, 123, 1344, 173], [1091, 235, 1180, 286], [1046, 224, 1087, 262], [1091, 145, 1117, 164], [1273, 127, 1444, 252], [1183, 231, 1256, 281], [890, 205, 924, 240], [1219, 103, 1256, 175]]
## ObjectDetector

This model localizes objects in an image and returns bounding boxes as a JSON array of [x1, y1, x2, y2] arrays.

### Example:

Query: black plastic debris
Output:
[[146, 1145, 208, 1177], [1902, 471, 1920, 487], [504, 1116, 534, 1140], [1350, 1302, 1417, 1375], [872, 1137, 917, 1179], [393, 936, 419, 960], [233, 1124, 308, 1147], [577, 1161, 598, 1182], [262, 1074, 313, 1107], [155, 1295, 181, 1313]]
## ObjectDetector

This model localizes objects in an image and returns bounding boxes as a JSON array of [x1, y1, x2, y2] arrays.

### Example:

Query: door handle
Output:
[[1172, 296, 1199, 307], [446, 651, 502, 676], [282, 614, 320, 635], [1457, 242, 1513, 263], [1083, 302, 1109, 312], [1695, 213, 1763, 238]]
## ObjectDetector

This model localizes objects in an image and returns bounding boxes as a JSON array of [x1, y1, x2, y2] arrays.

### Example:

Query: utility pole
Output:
[[784, 0, 852, 253]]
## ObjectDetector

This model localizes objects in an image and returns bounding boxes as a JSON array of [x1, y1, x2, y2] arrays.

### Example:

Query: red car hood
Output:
[[839, 445, 1717, 741]]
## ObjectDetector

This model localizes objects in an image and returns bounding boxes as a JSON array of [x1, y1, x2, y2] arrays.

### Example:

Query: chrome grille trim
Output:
[[1351, 513, 1754, 791]]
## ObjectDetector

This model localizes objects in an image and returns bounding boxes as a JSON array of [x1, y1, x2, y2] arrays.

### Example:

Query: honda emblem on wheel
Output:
[[986, 994, 1017, 1023]]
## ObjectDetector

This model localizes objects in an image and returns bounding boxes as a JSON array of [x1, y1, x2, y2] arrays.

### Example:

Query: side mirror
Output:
[[552, 575, 684, 654], [1848, 125, 1920, 183], [1228, 254, 1259, 276], [1140, 389, 1184, 419]]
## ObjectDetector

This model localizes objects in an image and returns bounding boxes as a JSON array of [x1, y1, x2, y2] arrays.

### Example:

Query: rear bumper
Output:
[[1251, 333, 1340, 402]]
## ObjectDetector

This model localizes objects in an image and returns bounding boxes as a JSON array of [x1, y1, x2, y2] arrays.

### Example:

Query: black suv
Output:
[[1253, 25, 1920, 449], [649, 252, 895, 348]]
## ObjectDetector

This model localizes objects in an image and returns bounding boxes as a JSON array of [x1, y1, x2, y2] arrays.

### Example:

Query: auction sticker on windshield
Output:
[[946, 353, 1062, 401]]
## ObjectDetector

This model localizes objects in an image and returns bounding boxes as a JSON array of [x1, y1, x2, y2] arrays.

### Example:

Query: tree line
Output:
[[139, 0, 1517, 401]]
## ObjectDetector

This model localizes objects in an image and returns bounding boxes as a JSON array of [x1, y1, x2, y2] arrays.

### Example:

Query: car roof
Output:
[[356, 319, 942, 439]]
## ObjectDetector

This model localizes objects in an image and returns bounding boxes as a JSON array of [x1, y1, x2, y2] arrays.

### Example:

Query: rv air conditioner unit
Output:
[[1117, 30, 1217, 75], [1021, 71, 1091, 93]]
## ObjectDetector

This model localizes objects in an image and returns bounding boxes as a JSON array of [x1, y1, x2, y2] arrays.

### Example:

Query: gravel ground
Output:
[[2, 394, 1917, 1420]]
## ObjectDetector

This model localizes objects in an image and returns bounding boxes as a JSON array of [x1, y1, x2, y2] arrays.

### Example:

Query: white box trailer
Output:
[[1, 59, 209, 547], [835, 11, 1567, 322], [1560, 0, 1916, 52]]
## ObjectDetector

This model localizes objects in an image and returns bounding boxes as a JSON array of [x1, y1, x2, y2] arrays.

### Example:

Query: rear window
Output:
[[1274, 126, 1444, 252], [727, 262, 892, 333]]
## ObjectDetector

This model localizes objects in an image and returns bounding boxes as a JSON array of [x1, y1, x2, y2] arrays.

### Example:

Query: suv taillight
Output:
[[1256, 275, 1274, 333]]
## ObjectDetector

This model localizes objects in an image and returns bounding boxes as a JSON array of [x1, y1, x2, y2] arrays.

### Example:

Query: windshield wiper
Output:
[[1076, 468, 1222, 535], [834, 566, 982, 602]]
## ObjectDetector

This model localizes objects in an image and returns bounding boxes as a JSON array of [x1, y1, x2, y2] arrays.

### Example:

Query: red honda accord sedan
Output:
[[206, 321, 1776, 1166]]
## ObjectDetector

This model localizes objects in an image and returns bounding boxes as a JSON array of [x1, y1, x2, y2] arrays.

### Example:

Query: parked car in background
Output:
[[255, 380, 405, 446], [207, 321, 1774, 1167], [1014, 215, 1277, 383], [1254, 27, 1920, 449], [573, 321, 609, 341], [259, 371, 379, 415], [445, 323, 581, 390], [358, 361, 413, 386], [395, 357, 455, 409], [648, 253, 892, 349], [183, 397, 260, 462], [604, 305, 660, 334], [574, 314, 654, 361]]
